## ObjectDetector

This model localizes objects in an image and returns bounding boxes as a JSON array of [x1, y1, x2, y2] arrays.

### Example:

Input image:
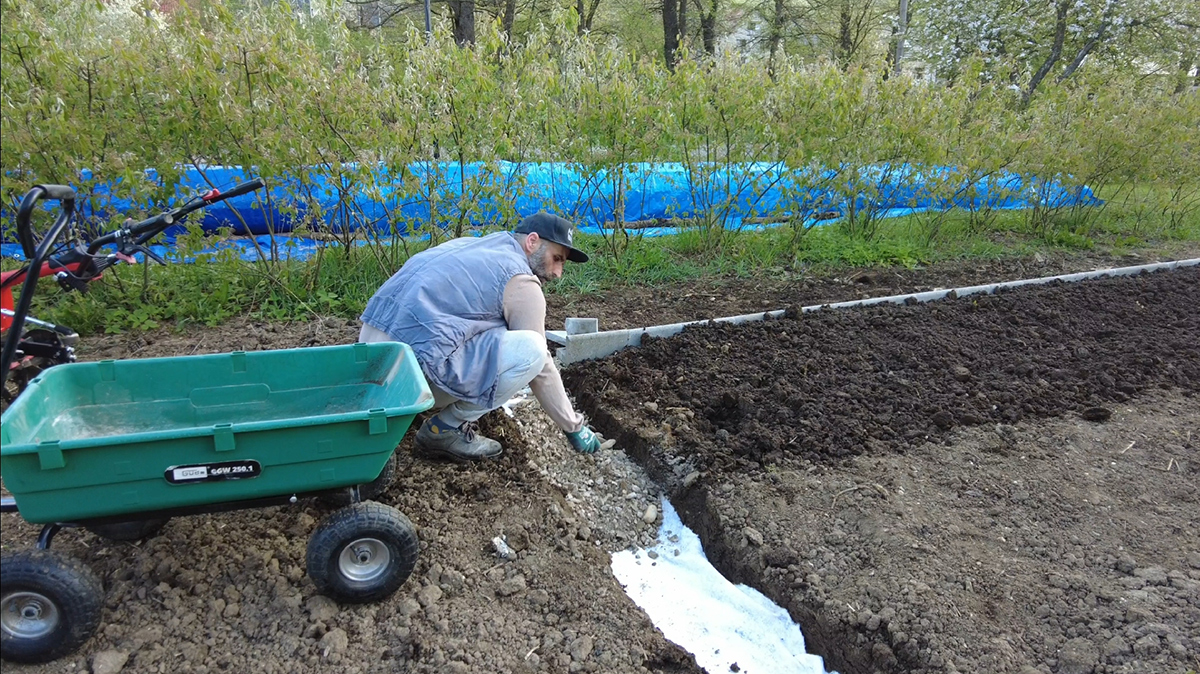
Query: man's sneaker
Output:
[[415, 417, 502, 462]]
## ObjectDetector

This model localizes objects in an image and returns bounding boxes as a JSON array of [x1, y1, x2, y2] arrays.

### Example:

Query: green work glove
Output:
[[566, 426, 603, 454]]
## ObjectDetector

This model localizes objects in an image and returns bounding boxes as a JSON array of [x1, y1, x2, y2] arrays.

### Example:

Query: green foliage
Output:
[[2, 0, 1198, 335], [25, 191, 1198, 335]]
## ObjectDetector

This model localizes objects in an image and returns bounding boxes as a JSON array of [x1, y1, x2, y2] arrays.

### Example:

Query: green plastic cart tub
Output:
[[0, 342, 433, 523]]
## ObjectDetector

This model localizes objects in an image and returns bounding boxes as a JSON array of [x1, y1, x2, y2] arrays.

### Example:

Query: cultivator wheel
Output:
[[306, 501, 419, 604], [1, 329, 75, 414], [0, 549, 103, 663], [2, 357, 45, 414]]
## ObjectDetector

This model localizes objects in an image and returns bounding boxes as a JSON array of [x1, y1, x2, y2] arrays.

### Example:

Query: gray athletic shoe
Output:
[[415, 418, 502, 462]]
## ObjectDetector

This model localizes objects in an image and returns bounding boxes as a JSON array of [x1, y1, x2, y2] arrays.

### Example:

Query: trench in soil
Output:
[[564, 268, 1200, 674], [584, 408, 870, 673]]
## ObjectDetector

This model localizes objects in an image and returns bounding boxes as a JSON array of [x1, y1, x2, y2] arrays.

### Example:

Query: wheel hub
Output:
[[2, 591, 60, 639], [338, 537, 390, 583]]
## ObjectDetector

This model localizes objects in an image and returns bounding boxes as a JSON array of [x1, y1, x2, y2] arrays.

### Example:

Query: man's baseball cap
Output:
[[515, 212, 589, 263]]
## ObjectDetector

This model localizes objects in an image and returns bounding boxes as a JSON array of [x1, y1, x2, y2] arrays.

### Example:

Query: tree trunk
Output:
[[503, 0, 515, 37], [838, 2, 853, 65], [577, 0, 586, 34], [885, 25, 898, 75], [450, 0, 476, 45], [1174, 53, 1194, 94], [887, 0, 909, 76], [663, 0, 680, 67], [1023, 0, 1069, 103], [584, 0, 601, 31], [701, 0, 718, 57], [768, 0, 783, 76], [679, 0, 688, 51], [355, 0, 383, 29]]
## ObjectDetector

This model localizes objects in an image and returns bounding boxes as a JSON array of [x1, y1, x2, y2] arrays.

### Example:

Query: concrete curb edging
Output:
[[548, 258, 1199, 366]]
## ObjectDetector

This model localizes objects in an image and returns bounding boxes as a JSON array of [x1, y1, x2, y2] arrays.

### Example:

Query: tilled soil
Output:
[[572, 269, 1200, 468], [544, 247, 1200, 332], [564, 268, 1200, 673]]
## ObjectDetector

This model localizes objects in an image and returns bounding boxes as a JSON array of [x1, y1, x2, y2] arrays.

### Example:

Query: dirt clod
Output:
[[91, 650, 129, 674], [318, 628, 349, 655]]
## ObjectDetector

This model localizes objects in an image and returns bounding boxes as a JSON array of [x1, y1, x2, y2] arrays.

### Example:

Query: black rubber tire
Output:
[[317, 453, 398, 508], [306, 501, 418, 604], [85, 518, 170, 542], [1, 549, 104, 664]]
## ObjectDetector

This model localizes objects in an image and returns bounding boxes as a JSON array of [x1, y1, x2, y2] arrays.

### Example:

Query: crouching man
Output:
[[358, 212, 605, 461]]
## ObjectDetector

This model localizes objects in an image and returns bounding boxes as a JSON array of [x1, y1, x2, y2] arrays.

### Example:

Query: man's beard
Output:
[[528, 243, 554, 283]]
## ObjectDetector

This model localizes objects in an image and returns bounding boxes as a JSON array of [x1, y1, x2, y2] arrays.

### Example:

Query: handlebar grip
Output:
[[34, 184, 78, 201], [16, 184, 77, 260], [207, 178, 265, 202]]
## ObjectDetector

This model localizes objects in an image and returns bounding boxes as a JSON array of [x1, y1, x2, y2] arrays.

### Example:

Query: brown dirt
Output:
[[564, 268, 1200, 674], [545, 247, 1199, 332], [1, 320, 702, 674]]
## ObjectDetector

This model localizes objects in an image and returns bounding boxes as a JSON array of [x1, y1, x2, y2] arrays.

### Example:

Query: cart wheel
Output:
[[318, 453, 398, 507], [1, 549, 103, 664], [85, 518, 170, 542], [306, 502, 418, 604]]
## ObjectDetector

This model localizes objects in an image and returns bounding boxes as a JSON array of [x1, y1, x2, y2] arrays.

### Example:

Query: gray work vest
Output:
[[360, 232, 534, 408]]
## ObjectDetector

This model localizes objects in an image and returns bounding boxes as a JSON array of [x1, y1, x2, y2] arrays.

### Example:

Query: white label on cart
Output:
[[173, 466, 209, 481], [165, 460, 261, 484]]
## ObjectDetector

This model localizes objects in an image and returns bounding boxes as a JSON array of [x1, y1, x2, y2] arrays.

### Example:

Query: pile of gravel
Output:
[[509, 396, 665, 553]]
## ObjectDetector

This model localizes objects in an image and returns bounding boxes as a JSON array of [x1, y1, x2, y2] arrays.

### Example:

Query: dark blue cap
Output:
[[514, 212, 589, 263]]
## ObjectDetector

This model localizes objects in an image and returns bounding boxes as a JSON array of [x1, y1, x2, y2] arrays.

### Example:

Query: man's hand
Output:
[[566, 426, 612, 454]]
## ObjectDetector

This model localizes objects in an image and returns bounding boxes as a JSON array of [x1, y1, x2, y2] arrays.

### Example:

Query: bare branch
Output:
[[1057, 18, 1111, 83], [1024, 0, 1070, 103]]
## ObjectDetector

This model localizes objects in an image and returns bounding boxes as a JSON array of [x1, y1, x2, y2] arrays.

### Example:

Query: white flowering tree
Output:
[[910, 0, 1198, 96]]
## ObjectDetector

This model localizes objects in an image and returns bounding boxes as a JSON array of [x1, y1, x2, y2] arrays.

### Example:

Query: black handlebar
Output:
[[211, 178, 265, 201], [16, 184, 77, 260], [3, 187, 78, 394], [33, 184, 78, 201], [3, 177, 265, 394], [86, 178, 266, 254]]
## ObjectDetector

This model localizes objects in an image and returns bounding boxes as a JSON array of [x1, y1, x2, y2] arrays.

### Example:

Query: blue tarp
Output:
[[1, 162, 1101, 262]]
